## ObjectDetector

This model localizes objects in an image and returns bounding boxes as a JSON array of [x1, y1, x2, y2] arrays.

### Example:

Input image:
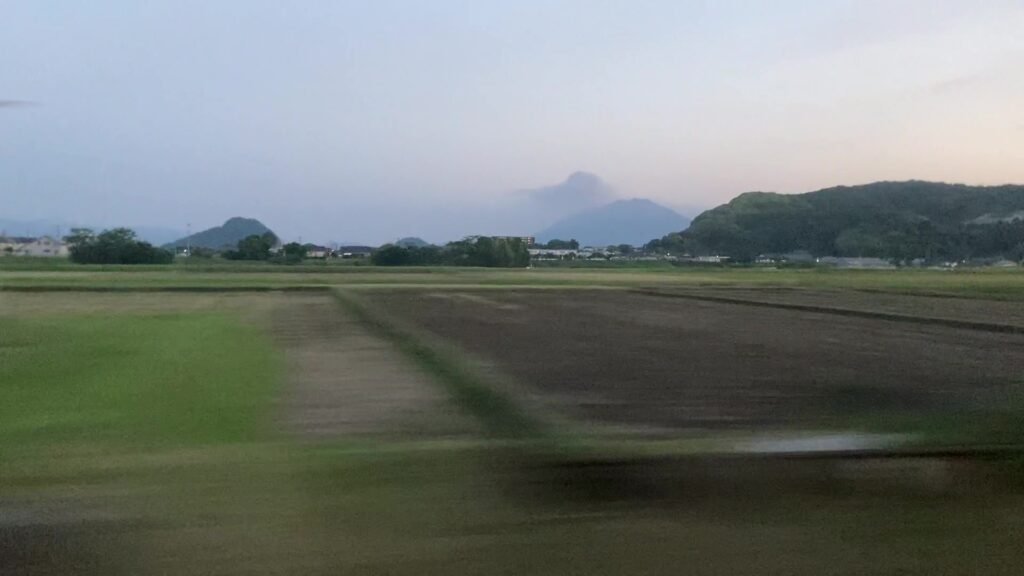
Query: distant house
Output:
[[303, 244, 332, 259], [1, 235, 68, 257], [466, 235, 535, 246], [0, 236, 24, 255], [694, 255, 730, 263], [528, 248, 577, 260], [780, 251, 815, 263], [816, 256, 893, 269], [338, 245, 373, 259]]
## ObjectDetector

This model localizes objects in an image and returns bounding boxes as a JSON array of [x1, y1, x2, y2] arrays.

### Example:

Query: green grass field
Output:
[[3, 262, 1024, 300], [0, 313, 279, 459]]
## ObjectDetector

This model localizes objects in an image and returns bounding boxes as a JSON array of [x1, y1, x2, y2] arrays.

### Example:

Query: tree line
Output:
[[65, 228, 174, 264], [62, 228, 533, 268], [372, 236, 530, 267], [650, 216, 1024, 263]]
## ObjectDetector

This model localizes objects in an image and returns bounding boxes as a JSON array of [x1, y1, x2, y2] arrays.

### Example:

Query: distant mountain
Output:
[[451, 171, 619, 240], [165, 217, 275, 250], [536, 199, 690, 247], [668, 180, 1024, 261], [517, 171, 616, 216], [395, 236, 430, 247]]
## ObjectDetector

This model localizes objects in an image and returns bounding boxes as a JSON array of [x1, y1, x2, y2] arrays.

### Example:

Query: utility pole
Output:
[[186, 222, 191, 257]]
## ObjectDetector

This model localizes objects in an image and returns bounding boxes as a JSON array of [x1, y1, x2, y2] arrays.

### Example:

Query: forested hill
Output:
[[653, 181, 1024, 262], [165, 217, 275, 250]]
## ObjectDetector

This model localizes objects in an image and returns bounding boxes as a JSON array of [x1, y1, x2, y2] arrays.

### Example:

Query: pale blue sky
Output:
[[2, 1, 1022, 243]]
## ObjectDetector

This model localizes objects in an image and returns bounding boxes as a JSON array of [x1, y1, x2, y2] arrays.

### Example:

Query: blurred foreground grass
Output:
[[4, 304, 1024, 575]]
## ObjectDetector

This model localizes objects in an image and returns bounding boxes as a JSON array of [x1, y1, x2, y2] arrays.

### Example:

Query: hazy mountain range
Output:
[[4, 172, 696, 248], [509, 172, 691, 245]]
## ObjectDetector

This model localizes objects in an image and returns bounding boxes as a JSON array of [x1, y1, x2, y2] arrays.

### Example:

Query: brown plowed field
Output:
[[365, 289, 1024, 431], [640, 286, 1024, 331]]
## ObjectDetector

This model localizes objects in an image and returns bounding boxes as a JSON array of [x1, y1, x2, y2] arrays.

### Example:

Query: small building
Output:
[[465, 235, 535, 246], [816, 256, 893, 269], [694, 255, 730, 263], [303, 244, 332, 259], [338, 245, 373, 259], [3, 235, 68, 257], [0, 236, 27, 255], [528, 248, 577, 260]]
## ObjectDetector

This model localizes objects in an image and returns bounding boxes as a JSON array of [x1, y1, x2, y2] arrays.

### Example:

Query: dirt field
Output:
[[364, 289, 1024, 433], [641, 286, 1024, 331]]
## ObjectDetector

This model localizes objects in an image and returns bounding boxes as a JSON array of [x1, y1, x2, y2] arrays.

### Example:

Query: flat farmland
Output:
[[363, 288, 1024, 437], [5, 285, 1024, 574]]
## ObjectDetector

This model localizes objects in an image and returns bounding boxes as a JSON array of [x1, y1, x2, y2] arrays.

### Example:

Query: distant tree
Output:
[[394, 237, 430, 248], [644, 232, 688, 255], [1010, 241, 1024, 263], [278, 242, 308, 263], [373, 237, 529, 267], [616, 244, 634, 255], [371, 244, 412, 265], [64, 228, 97, 262], [223, 232, 276, 261], [64, 228, 95, 248], [265, 242, 308, 264], [188, 246, 215, 259], [540, 238, 579, 250], [64, 227, 174, 264]]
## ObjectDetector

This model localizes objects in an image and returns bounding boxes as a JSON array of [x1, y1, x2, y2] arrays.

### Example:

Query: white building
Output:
[[528, 248, 578, 259], [2, 235, 69, 257]]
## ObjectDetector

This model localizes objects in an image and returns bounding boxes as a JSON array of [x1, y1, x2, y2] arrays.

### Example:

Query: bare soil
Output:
[[270, 294, 475, 438], [364, 289, 1024, 431], [642, 286, 1024, 331]]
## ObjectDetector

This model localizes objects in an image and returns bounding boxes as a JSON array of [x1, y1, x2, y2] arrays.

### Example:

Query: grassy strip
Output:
[[634, 288, 1024, 334], [3, 266, 1024, 299], [330, 289, 549, 441], [0, 284, 331, 293]]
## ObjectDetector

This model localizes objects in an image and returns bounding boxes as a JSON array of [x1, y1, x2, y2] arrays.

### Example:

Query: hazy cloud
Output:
[[928, 72, 989, 94]]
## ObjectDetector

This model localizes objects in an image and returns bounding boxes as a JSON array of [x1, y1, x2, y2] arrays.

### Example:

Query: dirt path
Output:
[[271, 294, 474, 439]]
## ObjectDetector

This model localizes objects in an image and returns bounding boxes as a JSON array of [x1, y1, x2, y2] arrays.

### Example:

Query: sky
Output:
[[2, 0, 1023, 244]]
